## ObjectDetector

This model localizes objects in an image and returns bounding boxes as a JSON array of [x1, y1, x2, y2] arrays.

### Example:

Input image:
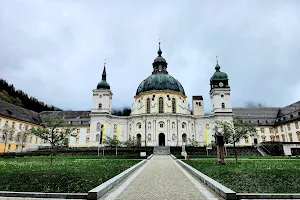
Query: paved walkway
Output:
[[103, 155, 221, 200]]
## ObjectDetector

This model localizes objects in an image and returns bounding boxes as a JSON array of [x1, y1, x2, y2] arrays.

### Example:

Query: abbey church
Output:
[[88, 43, 233, 147]]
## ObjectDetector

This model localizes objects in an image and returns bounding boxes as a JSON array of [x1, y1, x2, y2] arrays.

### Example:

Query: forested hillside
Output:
[[0, 79, 61, 112]]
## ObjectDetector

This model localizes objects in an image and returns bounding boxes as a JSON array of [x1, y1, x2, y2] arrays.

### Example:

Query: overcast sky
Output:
[[1, 0, 300, 112]]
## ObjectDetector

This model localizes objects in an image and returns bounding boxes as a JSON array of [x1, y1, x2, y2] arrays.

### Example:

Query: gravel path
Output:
[[114, 155, 215, 200]]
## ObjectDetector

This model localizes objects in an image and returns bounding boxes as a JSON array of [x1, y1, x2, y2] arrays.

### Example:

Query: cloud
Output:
[[0, 0, 299, 112]]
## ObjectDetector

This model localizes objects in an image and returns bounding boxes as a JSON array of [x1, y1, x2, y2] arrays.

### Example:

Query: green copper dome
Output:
[[136, 42, 185, 96], [136, 73, 185, 96], [210, 62, 228, 81], [97, 80, 110, 89], [97, 65, 110, 90]]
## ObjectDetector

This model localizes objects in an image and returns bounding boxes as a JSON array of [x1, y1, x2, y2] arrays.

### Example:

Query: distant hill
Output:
[[0, 79, 61, 112]]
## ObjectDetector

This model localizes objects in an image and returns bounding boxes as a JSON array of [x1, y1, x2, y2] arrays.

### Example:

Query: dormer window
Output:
[[290, 114, 293, 118], [99, 103, 102, 109]]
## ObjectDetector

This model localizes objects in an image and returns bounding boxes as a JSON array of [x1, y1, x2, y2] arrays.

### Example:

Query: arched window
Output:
[[222, 103, 225, 108], [270, 136, 275, 141], [159, 121, 164, 128], [261, 135, 266, 142], [96, 134, 100, 142], [96, 122, 100, 131], [159, 97, 164, 113], [99, 103, 102, 109], [206, 124, 209, 129], [172, 98, 176, 113], [137, 122, 142, 130], [146, 98, 150, 113]]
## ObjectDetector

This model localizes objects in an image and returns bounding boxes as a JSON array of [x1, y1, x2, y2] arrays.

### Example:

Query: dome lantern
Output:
[[135, 42, 186, 97], [152, 41, 168, 75]]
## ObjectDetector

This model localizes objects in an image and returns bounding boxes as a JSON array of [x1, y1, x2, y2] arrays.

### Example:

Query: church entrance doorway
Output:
[[159, 133, 165, 146], [137, 134, 141, 146]]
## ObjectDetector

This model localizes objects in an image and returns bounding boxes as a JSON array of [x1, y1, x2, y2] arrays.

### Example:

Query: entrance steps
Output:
[[153, 146, 170, 155]]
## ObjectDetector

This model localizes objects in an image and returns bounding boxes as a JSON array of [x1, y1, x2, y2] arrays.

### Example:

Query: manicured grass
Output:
[[176, 155, 300, 159], [0, 156, 140, 193], [55, 155, 145, 159], [187, 159, 300, 193]]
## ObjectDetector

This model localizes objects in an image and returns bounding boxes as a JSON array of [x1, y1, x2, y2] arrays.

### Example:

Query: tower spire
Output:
[[215, 56, 220, 71], [157, 39, 162, 56], [102, 59, 107, 80]]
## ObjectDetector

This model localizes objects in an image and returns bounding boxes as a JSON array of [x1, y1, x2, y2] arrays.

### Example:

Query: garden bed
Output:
[[0, 156, 140, 193], [187, 159, 300, 193]]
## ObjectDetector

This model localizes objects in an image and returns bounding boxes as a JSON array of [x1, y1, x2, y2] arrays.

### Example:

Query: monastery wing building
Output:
[[1, 44, 300, 152]]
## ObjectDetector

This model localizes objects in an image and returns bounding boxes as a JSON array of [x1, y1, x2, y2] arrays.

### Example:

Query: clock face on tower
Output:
[[219, 82, 224, 87]]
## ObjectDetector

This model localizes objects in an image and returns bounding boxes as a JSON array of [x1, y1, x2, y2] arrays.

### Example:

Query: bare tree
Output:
[[0, 124, 15, 153], [214, 117, 257, 163], [29, 114, 75, 166]]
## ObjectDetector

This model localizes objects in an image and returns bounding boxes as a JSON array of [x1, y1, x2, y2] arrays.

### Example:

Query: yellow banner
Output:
[[102, 124, 107, 143], [117, 125, 121, 140], [205, 129, 209, 146]]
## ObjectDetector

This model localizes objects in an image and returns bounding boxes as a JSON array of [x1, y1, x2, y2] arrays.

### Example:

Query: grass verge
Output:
[[187, 159, 300, 193], [0, 156, 140, 193]]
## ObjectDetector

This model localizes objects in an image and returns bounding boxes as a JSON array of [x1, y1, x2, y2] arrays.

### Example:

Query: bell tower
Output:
[[210, 57, 232, 114], [92, 61, 112, 114]]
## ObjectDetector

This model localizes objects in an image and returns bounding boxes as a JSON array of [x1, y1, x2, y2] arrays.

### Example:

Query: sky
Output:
[[1, 0, 300, 112]]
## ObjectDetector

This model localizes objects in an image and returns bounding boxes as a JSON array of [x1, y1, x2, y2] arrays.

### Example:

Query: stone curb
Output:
[[147, 154, 154, 160], [177, 159, 237, 200], [170, 154, 177, 160], [87, 159, 147, 200], [237, 193, 300, 199], [0, 191, 87, 199]]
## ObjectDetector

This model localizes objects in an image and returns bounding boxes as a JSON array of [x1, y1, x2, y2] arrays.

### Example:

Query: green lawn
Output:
[[176, 155, 300, 159], [0, 156, 140, 193], [187, 159, 300, 193]]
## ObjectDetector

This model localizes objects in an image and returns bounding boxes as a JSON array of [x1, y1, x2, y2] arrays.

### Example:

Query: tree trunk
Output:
[[50, 145, 54, 167], [116, 146, 117, 156], [3, 141, 7, 153], [234, 141, 237, 163], [102, 146, 105, 156], [21, 134, 24, 153], [3, 134, 7, 153]]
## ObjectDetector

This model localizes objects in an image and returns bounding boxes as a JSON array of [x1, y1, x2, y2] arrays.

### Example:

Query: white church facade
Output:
[[89, 43, 233, 147]]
